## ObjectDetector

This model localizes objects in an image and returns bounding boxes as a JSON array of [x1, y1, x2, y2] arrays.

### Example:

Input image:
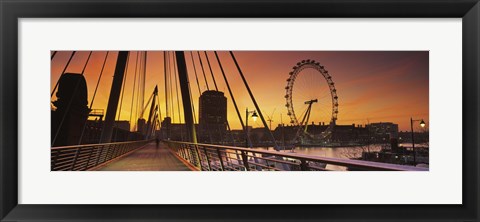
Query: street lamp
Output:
[[420, 120, 426, 128], [245, 108, 258, 148], [410, 117, 426, 166]]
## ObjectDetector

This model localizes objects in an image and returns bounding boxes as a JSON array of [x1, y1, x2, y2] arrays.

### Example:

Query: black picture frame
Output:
[[1, 0, 479, 221]]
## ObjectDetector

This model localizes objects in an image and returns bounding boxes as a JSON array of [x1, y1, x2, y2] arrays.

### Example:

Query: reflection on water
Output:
[[253, 145, 384, 171]]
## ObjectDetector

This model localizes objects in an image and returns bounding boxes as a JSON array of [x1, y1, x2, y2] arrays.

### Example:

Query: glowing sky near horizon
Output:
[[51, 51, 429, 132]]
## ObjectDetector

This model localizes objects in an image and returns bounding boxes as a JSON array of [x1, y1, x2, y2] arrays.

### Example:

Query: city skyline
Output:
[[51, 51, 429, 132]]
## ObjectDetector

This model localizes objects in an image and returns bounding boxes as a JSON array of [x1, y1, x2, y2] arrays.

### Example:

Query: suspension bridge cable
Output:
[[189, 51, 202, 95], [186, 53, 199, 124], [205, 51, 226, 143], [138, 92, 154, 121], [157, 91, 163, 121], [139, 51, 146, 121], [229, 51, 279, 150], [129, 52, 140, 131], [204, 51, 218, 91], [77, 51, 110, 144], [51, 51, 76, 97], [141, 52, 147, 116], [133, 51, 142, 132], [196, 51, 210, 91], [156, 112, 162, 132], [204, 51, 235, 144], [51, 51, 57, 60], [89, 51, 109, 109], [173, 53, 182, 124], [164, 51, 169, 118], [135, 52, 142, 127], [59, 51, 91, 145], [150, 105, 159, 137], [80, 52, 93, 74], [168, 52, 175, 123], [214, 51, 249, 146], [188, 78, 198, 124], [184, 58, 201, 141], [189, 52, 213, 142], [133, 52, 153, 132], [52, 51, 93, 146], [166, 52, 171, 119]]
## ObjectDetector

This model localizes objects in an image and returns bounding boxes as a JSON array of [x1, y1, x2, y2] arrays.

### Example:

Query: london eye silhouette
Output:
[[284, 59, 339, 145]]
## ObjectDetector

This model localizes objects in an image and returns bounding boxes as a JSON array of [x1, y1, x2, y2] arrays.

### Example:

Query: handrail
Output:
[[164, 140, 428, 171], [51, 139, 151, 150], [51, 139, 153, 171]]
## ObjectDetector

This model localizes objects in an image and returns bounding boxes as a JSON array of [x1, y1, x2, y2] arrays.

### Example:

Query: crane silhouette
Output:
[[265, 108, 276, 130]]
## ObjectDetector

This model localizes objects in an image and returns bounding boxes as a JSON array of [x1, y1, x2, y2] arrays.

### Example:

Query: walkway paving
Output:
[[97, 143, 191, 171]]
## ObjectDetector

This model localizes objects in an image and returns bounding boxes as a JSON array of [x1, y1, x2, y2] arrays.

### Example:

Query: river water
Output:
[[252, 145, 382, 170], [252, 143, 426, 170]]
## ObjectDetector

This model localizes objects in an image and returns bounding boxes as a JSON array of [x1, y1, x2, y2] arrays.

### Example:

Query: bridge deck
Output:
[[96, 142, 192, 171]]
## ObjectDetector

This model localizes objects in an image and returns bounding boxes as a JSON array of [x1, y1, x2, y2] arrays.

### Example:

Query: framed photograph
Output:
[[1, 0, 479, 221]]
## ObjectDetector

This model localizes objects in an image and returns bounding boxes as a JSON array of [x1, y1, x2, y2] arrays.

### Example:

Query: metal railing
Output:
[[164, 141, 428, 171], [51, 140, 152, 171]]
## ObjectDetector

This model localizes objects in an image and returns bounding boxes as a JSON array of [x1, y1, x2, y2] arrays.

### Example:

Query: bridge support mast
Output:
[[100, 51, 129, 143], [145, 86, 158, 139], [175, 51, 197, 144]]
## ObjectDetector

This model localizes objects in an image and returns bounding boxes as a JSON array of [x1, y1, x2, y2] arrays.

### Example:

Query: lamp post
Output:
[[410, 117, 426, 166], [245, 108, 258, 148]]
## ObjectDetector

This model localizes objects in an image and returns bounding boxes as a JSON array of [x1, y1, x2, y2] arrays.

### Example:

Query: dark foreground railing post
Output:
[[179, 146, 186, 159], [185, 144, 193, 162], [84, 147, 95, 170], [95, 145, 103, 166], [241, 151, 250, 171], [70, 148, 81, 170], [216, 148, 225, 171], [203, 147, 212, 171], [193, 144, 202, 170], [111, 144, 119, 159], [51, 150, 60, 171], [182, 146, 188, 160]]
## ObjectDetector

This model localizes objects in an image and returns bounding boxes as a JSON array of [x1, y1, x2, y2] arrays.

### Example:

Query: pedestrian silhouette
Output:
[[155, 138, 160, 149]]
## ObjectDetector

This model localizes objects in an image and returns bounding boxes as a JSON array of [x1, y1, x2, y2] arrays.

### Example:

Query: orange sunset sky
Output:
[[51, 51, 429, 132]]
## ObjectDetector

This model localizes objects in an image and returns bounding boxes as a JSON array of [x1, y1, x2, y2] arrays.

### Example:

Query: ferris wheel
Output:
[[284, 59, 339, 143]]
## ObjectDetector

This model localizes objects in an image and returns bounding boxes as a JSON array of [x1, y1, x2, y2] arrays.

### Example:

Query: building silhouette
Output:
[[368, 122, 399, 141], [51, 73, 90, 147], [51, 74, 143, 146], [198, 90, 227, 143], [137, 118, 146, 134]]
